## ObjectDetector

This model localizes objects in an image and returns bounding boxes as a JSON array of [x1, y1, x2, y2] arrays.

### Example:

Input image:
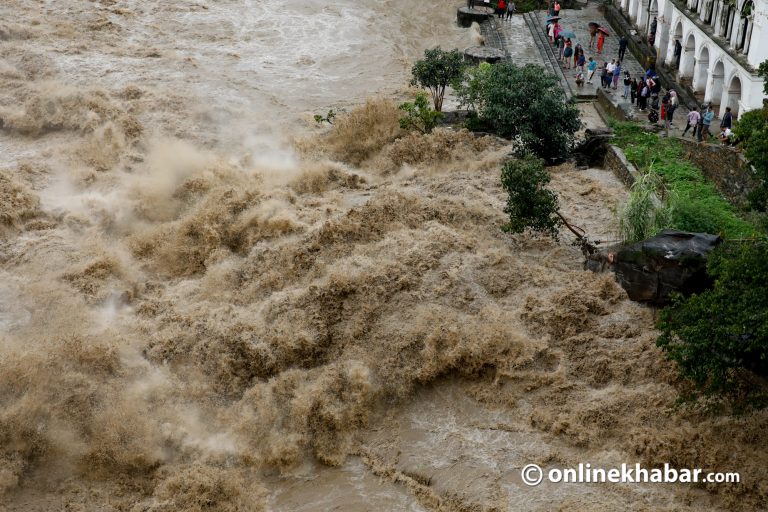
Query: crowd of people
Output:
[[543, 5, 734, 145]]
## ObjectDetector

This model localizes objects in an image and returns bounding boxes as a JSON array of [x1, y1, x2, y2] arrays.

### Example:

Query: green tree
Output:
[[757, 59, 768, 95], [501, 156, 594, 251], [398, 91, 444, 134], [457, 63, 581, 160], [501, 156, 561, 237], [733, 104, 768, 211], [657, 242, 768, 399], [410, 48, 465, 112]]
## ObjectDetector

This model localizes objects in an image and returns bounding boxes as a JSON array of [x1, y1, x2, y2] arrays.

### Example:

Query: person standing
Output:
[[661, 90, 671, 135], [600, 62, 609, 88], [720, 106, 733, 130], [682, 107, 700, 137], [612, 60, 622, 89], [638, 79, 649, 111], [563, 38, 573, 69], [649, 16, 657, 45], [554, 1, 561, 16], [618, 36, 628, 61], [702, 104, 715, 140], [622, 71, 632, 99], [497, 0, 506, 18], [597, 30, 606, 55], [573, 43, 583, 69], [468, 0, 476, 9], [668, 89, 678, 127], [506, 1, 515, 18], [630, 77, 638, 103], [674, 39, 682, 68], [587, 57, 597, 83], [576, 51, 586, 73]]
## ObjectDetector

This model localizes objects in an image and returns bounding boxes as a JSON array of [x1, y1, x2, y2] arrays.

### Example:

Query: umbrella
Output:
[[597, 26, 611, 35], [559, 30, 576, 39], [547, 15, 561, 21], [588, 21, 600, 28]]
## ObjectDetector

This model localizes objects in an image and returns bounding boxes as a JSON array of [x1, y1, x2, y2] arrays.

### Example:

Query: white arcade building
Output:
[[616, 0, 768, 117]]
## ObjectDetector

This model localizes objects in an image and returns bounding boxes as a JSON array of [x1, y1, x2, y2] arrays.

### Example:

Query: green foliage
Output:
[[457, 63, 581, 160], [456, 62, 493, 114], [618, 171, 674, 243], [611, 122, 755, 237], [500, 156, 561, 238], [733, 106, 768, 211], [314, 109, 336, 125], [410, 48, 465, 112], [757, 59, 768, 95], [657, 242, 768, 398], [398, 92, 444, 134]]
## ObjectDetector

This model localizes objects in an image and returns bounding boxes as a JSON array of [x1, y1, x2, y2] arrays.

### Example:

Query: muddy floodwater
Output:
[[0, 1, 766, 510]]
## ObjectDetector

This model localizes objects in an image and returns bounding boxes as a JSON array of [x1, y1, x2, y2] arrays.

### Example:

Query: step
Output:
[[522, 12, 574, 100]]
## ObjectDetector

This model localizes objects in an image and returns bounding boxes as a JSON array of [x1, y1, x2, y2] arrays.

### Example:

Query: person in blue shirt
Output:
[[701, 104, 715, 141], [587, 57, 598, 83]]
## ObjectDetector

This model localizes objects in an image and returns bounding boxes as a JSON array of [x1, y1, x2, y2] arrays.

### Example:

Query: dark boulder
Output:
[[613, 230, 722, 305], [574, 127, 613, 167]]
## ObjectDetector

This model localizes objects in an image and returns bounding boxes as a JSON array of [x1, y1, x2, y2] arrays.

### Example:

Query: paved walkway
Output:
[[532, 6, 645, 97]]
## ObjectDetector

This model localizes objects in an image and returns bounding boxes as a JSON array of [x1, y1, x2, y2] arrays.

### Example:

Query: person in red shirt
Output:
[[554, 1, 561, 15], [497, 0, 506, 17]]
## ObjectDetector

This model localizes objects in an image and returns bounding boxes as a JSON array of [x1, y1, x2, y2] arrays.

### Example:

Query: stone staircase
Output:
[[522, 12, 575, 100]]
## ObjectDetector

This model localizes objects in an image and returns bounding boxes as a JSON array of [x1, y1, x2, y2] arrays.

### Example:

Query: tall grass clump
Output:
[[618, 170, 674, 243]]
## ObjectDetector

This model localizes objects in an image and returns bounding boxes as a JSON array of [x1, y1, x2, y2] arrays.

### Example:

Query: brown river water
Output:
[[0, 1, 766, 510]]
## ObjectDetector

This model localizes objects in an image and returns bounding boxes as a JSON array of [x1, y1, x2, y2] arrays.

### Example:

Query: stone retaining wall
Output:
[[676, 139, 758, 208], [604, 144, 641, 187]]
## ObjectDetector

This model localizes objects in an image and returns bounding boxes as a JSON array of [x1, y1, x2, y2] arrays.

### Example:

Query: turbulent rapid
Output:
[[0, 1, 766, 510]]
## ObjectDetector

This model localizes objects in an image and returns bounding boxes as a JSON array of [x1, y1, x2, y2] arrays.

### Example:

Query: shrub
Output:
[[501, 156, 560, 237], [410, 48, 465, 112], [657, 242, 768, 399], [458, 63, 581, 160], [398, 91, 444, 134], [733, 105, 768, 211]]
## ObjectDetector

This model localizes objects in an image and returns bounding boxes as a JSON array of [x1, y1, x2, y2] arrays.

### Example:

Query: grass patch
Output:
[[611, 121, 755, 238]]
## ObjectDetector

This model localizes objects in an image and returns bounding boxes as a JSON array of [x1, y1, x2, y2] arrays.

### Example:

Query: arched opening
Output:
[[693, 46, 710, 94], [679, 32, 696, 79], [706, 60, 725, 110], [721, 74, 742, 118], [721, 2, 736, 39], [637, 0, 650, 30], [703, 0, 715, 23], [669, 21, 683, 68], [647, 0, 659, 43], [737, 1, 754, 54], [629, 0, 639, 21]]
